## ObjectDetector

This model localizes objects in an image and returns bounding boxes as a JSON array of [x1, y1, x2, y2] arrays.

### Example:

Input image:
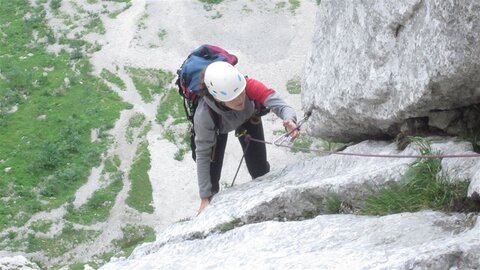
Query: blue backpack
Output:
[[176, 44, 238, 160], [176, 44, 238, 121]]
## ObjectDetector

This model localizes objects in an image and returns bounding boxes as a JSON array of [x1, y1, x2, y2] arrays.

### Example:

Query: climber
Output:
[[195, 61, 300, 214]]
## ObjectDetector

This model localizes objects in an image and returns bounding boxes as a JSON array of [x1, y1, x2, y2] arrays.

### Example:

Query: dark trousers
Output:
[[209, 118, 270, 195]]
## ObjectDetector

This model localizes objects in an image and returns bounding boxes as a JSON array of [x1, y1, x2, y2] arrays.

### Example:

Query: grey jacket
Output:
[[194, 80, 297, 198]]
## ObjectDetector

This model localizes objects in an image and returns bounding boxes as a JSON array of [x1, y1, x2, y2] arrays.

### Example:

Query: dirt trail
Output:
[[63, 0, 165, 264]]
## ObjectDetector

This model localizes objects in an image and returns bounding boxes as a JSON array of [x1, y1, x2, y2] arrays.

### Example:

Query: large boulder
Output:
[[302, 0, 480, 142]]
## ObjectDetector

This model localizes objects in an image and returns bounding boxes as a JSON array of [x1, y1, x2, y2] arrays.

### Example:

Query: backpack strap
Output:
[[206, 105, 223, 162], [189, 100, 221, 162], [208, 106, 222, 134]]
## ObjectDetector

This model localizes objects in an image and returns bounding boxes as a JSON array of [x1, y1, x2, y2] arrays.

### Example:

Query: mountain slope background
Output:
[[2, 1, 479, 269]]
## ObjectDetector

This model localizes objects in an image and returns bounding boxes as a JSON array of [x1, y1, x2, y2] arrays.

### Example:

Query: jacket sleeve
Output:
[[246, 78, 297, 122], [193, 102, 217, 198], [263, 92, 297, 122]]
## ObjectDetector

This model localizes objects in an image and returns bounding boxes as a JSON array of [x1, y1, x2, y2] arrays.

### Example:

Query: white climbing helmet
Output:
[[204, 61, 246, 102]]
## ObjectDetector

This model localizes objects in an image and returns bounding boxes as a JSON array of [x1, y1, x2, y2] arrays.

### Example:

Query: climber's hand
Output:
[[283, 119, 300, 141]]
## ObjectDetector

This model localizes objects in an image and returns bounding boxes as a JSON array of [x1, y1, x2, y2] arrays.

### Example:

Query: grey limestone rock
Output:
[[302, 1, 480, 142]]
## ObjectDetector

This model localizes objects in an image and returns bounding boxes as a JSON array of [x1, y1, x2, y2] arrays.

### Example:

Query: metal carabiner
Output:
[[273, 114, 310, 147], [273, 132, 292, 146]]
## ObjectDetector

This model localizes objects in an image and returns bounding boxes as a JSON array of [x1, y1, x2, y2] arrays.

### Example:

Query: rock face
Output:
[[302, 1, 480, 142], [100, 139, 480, 269]]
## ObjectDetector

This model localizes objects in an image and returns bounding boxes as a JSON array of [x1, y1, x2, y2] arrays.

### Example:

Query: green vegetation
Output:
[[241, 5, 253, 13], [289, 0, 301, 13], [273, 128, 287, 136], [325, 193, 342, 214], [84, 13, 105, 34], [210, 11, 223, 19], [162, 127, 190, 161], [104, 155, 121, 173], [108, 3, 133, 19], [26, 222, 100, 258], [126, 113, 146, 143], [68, 241, 140, 270], [286, 78, 301, 94], [158, 29, 167, 40], [465, 127, 480, 153], [127, 141, 154, 213], [272, 129, 342, 155], [156, 86, 190, 160], [174, 135, 190, 161], [0, 1, 160, 268], [319, 140, 347, 152], [156, 87, 185, 124], [274, 0, 300, 14], [64, 172, 123, 225], [217, 218, 242, 233], [362, 137, 470, 215], [199, 0, 223, 4], [291, 134, 313, 153], [289, 193, 344, 219], [199, 0, 223, 13], [111, 224, 155, 257], [50, 0, 62, 10], [128, 113, 146, 129], [50, 1, 105, 37], [275, 2, 286, 9], [0, 1, 127, 231], [64, 156, 123, 226], [100, 68, 126, 90], [136, 8, 149, 31], [30, 219, 53, 233], [126, 67, 175, 103], [70, 263, 94, 270], [139, 121, 152, 139]]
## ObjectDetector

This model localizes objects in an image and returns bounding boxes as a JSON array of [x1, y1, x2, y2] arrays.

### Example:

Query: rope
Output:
[[231, 133, 251, 187], [268, 113, 479, 159], [248, 137, 480, 159], [229, 114, 479, 187]]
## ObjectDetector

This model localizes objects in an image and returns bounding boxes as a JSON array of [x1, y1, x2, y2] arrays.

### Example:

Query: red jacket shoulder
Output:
[[245, 77, 275, 104]]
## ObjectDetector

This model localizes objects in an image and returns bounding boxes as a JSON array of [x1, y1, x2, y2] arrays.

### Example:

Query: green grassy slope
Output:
[[0, 0, 127, 230]]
